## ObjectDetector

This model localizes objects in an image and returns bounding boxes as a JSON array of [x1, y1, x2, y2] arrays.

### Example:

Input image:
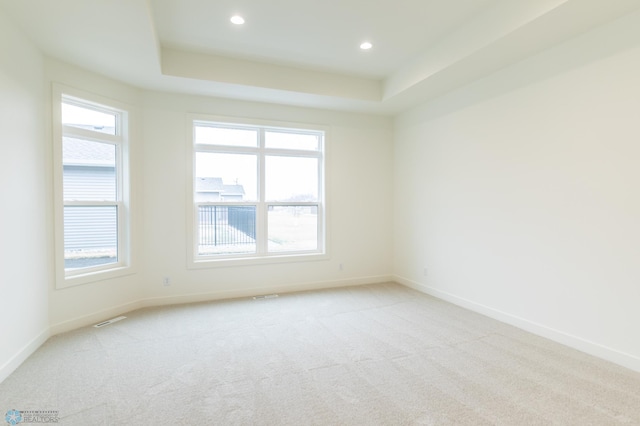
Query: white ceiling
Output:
[[151, 0, 500, 79], [2, 0, 640, 114]]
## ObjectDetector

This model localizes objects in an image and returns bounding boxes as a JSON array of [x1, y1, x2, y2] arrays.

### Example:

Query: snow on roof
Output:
[[196, 177, 245, 195], [63, 137, 115, 167]]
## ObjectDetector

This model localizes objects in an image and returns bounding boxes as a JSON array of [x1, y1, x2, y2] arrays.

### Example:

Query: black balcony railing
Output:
[[198, 205, 256, 246]]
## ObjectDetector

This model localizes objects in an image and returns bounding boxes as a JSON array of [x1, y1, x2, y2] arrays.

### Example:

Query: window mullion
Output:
[[195, 143, 258, 155], [62, 125, 121, 144], [64, 200, 118, 206], [318, 152, 324, 252], [117, 200, 124, 265], [267, 201, 319, 206], [257, 128, 267, 255], [263, 148, 321, 158]]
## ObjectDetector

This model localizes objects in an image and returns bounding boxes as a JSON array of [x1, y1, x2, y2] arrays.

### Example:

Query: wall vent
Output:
[[93, 316, 127, 328], [253, 294, 279, 300]]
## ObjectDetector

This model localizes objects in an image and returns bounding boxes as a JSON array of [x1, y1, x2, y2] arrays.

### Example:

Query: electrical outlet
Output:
[[163, 277, 170, 286], [423, 267, 428, 277], [339, 263, 344, 271]]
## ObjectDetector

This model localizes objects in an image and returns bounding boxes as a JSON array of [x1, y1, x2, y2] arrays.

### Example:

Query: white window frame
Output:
[[53, 84, 133, 288], [187, 115, 328, 268]]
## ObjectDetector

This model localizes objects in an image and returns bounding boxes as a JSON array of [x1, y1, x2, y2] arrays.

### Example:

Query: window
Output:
[[190, 118, 325, 265], [53, 86, 132, 286]]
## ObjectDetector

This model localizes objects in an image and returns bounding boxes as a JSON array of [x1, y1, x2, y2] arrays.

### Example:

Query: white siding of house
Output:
[[63, 206, 117, 251], [63, 166, 116, 200], [63, 166, 117, 251]]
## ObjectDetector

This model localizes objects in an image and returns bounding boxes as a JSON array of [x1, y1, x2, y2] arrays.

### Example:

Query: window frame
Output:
[[52, 84, 134, 288], [187, 115, 328, 268]]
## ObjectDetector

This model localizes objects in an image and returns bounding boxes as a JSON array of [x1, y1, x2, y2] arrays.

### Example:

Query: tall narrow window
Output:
[[191, 119, 325, 264], [54, 88, 131, 285]]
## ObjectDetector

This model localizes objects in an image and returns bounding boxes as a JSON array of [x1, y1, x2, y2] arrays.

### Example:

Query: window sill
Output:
[[188, 252, 329, 269], [56, 264, 136, 289]]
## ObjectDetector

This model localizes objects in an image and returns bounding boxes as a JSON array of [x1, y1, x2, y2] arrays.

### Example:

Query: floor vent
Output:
[[93, 316, 127, 328], [253, 294, 279, 300]]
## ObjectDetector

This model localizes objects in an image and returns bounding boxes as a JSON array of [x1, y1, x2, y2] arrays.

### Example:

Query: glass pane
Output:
[[195, 152, 257, 201], [198, 205, 256, 255], [268, 206, 318, 252], [265, 131, 319, 151], [64, 206, 118, 270], [195, 125, 257, 147], [265, 156, 318, 201], [63, 138, 116, 201], [62, 102, 117, 135]]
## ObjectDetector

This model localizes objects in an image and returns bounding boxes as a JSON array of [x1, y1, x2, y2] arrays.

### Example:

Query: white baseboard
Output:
[[50, 300, 145, 335], [50, 275, 394, 334], [395, 275, 640, 373], [6, 276, 392, 383], [140, 275, 393, 308], [0, 327, 50, 384]]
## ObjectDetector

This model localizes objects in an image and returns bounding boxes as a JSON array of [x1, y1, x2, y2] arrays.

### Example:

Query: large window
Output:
[[53, 86, 131, 286], [190, 118, 325, 264]]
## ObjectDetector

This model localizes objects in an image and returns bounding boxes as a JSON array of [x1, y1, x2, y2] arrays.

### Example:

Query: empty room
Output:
[[1, 0, 640, 424]]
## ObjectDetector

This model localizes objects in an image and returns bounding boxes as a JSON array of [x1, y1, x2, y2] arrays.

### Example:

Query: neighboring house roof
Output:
[[63, 136, 115, 167], [196, 177, 245, 196]]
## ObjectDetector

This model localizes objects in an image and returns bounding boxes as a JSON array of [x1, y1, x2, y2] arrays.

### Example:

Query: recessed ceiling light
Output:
[[230, 15, 245, 25], [360, 41, 373, 50]]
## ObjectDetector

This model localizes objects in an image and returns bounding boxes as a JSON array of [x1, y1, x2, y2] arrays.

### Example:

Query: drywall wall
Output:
[[141, 91, 394, 303], [45, 59, 145, 333], [41, 59, 393, 331], [0, 9, 50, 381], [394, 10, 640, 371]]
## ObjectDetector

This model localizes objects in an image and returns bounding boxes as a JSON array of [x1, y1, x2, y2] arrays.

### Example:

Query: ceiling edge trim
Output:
[[160, 47, 382, 102]]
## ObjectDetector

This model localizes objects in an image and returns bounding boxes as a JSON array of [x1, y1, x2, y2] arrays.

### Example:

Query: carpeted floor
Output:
[[1, 282, 639, 425]]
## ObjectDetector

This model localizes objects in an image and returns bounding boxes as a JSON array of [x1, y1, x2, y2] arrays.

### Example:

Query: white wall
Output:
[[0, 9, 50, 381], [41, 61, 393, 331], [6, 0, 637, 382], [394, 10, 640, 372], [45, 59, 145, 333], [141, 91, 394, 303]]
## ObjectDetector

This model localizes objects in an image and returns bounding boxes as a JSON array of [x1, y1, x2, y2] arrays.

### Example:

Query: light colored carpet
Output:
[[1, 282, 639, 425]]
